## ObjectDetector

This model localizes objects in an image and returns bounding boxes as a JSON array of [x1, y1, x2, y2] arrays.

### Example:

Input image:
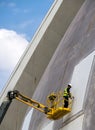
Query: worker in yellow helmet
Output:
[[63, 84, 72, 108]]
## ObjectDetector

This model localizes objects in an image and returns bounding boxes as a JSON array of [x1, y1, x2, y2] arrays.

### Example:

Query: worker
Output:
[[47, 92, 57, 108], [63, 84, 72, 108]]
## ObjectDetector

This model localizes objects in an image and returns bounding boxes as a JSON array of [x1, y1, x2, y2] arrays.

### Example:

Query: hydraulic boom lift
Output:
[[0, 90, 73, 124]]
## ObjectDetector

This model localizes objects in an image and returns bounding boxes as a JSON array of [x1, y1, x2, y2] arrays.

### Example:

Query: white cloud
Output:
[[13, 8, 30, 15], [0, 2, 16, 7], [19, 20, 34, 29], [8, 2, 16, 7], [0, 29, 29, 71], [23, 9, 30, 13]]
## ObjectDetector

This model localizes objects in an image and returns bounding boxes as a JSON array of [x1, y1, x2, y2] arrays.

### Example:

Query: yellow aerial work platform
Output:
[[47, 107, 71, 120], [9, 90, 73, 120], [0, 90, 73, 124], [46, 92, 73, 120]]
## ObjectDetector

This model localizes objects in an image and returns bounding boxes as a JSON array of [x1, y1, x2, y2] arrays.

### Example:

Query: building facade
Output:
[[1, 0, 95, 130]]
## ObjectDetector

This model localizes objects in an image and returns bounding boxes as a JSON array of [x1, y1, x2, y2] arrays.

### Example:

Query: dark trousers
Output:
[[63, 96, 69, 108]]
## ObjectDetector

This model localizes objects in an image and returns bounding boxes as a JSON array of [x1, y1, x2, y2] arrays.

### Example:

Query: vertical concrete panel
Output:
[[83, 56, 95, 130], [60, 115, 84, 130], [70, 52, 95, 115]]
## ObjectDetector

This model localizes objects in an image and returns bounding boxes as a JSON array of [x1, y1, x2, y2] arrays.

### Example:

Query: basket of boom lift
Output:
[[45, 91, 73, 120]]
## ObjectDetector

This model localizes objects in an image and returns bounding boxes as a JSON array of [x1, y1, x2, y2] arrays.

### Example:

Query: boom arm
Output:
[[0, 90, 50, 124], [8, 90, 51, 114]]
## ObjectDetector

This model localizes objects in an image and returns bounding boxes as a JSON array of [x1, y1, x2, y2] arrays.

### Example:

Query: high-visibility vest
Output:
[[63, 88, 69, 97]]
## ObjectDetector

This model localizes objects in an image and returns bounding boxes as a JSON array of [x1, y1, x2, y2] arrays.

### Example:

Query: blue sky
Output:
[[0, 0, 54, 92], [0, 0, 54, 41]]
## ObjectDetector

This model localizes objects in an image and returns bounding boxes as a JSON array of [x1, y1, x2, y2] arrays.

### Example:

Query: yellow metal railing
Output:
[[46, 91, 73, 109]]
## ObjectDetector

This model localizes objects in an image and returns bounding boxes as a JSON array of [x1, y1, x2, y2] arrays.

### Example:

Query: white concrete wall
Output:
[[70, 51, 95, 115], [22, 109, 33, 130], [60, 115, 84, 130], [42, 121, 54, 130], [38, 1, 95, 129]]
